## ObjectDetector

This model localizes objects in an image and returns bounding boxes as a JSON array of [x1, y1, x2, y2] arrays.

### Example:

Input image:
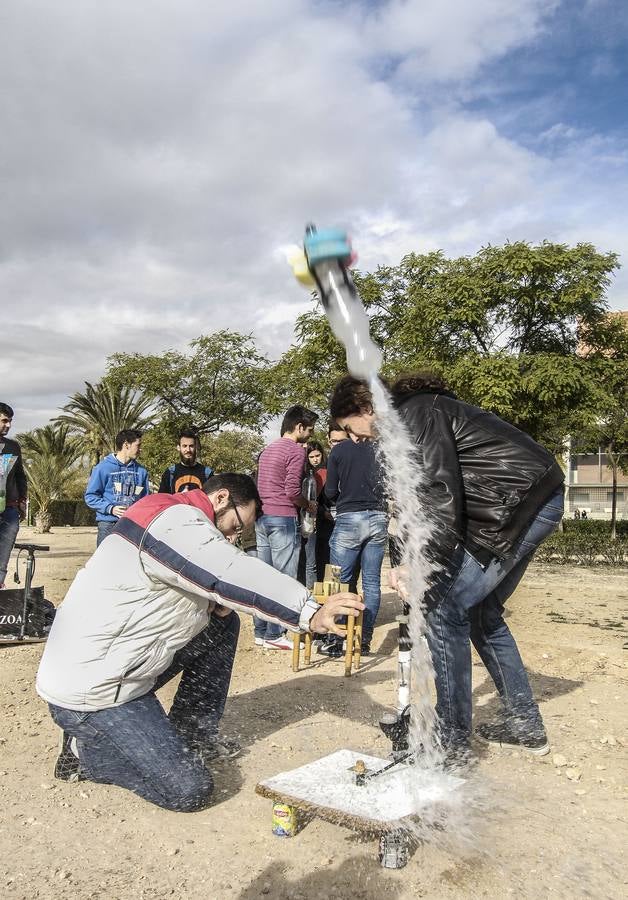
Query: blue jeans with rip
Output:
[[0, 507, 20, 585], [425, 489, 564, 750], [48, 611, 240, 812], [330, 510, 388, 642], [254, 515, 300, 640]]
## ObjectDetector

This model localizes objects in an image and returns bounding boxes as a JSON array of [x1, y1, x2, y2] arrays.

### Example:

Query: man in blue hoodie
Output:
[[85, 430, 150, 546]]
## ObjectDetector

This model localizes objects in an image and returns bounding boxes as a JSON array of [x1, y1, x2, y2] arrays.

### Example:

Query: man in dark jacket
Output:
[[0, 402, 28, 588], [330, 373, 564, 758]]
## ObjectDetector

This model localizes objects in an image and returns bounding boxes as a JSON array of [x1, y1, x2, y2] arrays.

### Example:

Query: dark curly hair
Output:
[[329, 376, 378, 419], [390, 371, 448, 402]]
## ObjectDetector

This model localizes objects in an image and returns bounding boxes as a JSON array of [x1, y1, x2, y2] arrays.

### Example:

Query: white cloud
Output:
[[0, 0, 626, 432]]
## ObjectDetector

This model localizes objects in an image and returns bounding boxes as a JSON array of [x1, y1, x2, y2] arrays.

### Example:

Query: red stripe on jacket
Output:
[[124, 490, 216, 530]]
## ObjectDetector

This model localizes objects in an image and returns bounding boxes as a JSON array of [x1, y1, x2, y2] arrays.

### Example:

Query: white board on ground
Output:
[[259, 749, 464, 825]]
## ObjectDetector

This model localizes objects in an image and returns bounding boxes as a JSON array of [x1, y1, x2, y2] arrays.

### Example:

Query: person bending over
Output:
[[329, 373, 563, 760]]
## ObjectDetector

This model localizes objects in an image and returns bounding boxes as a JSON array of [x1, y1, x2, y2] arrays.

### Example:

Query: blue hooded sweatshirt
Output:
[[84, 454, 150, 522]]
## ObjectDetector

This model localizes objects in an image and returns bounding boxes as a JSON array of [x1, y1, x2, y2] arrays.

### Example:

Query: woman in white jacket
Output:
[[37, 473, 363, 812]]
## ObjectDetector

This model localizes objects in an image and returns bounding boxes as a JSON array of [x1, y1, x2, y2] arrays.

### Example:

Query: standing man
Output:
[[330, 373, 564, 761], [255, 405, 318, 649], [158, 428, 213, 494], [323, 431, 388, 657], [85, 429, 150, 547], [0, 403, 28, 589]]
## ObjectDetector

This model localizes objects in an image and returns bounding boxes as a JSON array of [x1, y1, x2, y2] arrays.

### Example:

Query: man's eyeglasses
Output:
[[230, 500, 245, 548]]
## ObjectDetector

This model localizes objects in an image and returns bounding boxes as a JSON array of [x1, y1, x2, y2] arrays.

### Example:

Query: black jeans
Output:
[[49, 611, 240, 811]]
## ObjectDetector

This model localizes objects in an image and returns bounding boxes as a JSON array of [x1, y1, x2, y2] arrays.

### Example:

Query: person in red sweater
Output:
[[254, 405, 318, 649]]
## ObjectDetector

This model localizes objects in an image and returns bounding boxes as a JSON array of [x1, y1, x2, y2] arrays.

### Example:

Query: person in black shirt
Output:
[[158, 429, 214, 494], [323, 436, 388, 656], [0, 402, 28, 588]]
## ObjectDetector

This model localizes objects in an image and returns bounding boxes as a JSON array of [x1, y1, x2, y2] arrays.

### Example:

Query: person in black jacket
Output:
[[329, 373, 564, 759], [0, 402, 28, 588]]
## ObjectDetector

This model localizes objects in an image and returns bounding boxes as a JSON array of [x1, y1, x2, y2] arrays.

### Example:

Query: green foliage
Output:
[[535, 529, 628, 567], [56, 379, 153, 465], [17, 425, 83, 532], [271, 240, 622, 451], [201, 430, 264, 475], [107, 331, 272, 435]]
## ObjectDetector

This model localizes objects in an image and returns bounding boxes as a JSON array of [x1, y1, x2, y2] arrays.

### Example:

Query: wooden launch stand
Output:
[[292, 565, 363, 677]]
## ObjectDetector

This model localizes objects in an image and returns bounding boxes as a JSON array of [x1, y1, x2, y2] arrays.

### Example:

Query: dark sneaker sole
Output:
[[475, 731, 550, 756]]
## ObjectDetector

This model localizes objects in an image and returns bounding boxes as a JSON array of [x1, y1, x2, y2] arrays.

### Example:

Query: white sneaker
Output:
[[254, 637, 264, 646], [263, 636, 293, 650]]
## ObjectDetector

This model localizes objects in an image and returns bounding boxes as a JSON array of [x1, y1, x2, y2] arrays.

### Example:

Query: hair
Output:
[[178, 427, 198, 443], [390, 371, 448, 403], [115, 429, 143, 450], [203, 472, 263, 519], [306, 441, 326, 468], [327, 419, 345, 436], [280, 404, 318, 436], [329, 376, 374, 420], [0, 403, 14, 419]]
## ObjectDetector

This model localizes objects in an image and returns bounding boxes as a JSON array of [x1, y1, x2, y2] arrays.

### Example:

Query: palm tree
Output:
[[18, 425, 83, 532], [55, 380, 153, 465]]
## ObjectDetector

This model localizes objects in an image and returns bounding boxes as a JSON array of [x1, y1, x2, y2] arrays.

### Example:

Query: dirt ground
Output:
[[0, 526, 626, 900]]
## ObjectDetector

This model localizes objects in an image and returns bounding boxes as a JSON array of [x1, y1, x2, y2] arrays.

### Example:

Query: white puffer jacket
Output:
[[36, 492, 319, 711]]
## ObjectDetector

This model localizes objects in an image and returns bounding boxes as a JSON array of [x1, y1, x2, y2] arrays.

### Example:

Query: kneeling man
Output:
[[36, 473, 362, 812]]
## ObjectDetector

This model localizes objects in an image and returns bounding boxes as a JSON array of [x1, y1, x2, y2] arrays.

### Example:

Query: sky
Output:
[[1, 0, 627, 432]]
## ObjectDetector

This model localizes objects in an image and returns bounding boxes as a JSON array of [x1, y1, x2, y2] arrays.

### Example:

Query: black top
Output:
[[325, 440, 386, 514], [397, 389, 564, 564], [0, 437, 28, 504], [158, 462, 213, 494]]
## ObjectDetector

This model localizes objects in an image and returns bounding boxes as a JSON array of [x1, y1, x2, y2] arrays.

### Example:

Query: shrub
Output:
[[535, 530, 628, 567]]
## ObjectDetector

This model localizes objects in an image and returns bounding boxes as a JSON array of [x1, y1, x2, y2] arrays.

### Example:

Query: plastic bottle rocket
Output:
[[300, 471, 317, 538]]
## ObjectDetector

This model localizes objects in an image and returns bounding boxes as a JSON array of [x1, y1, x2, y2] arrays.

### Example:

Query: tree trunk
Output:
[[34, 507, 52, 534], [609, 455, 618, 541]]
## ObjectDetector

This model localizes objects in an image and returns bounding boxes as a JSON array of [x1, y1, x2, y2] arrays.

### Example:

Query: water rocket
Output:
[[290, 224, 382, 378]]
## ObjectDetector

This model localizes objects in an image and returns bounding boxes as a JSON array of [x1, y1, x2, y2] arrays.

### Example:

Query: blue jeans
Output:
[[254, 515, 300, 640], [304, 531, 317, 590], [426, 490, 564, 749], [0, 507, 20, 585], [96, 521, 117, 546], [330, 511, 388, 641], [48, 611, 240, 811]]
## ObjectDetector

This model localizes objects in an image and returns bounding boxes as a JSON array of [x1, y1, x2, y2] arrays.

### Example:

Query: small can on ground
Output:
[[272, 803, 298, 837], [378, 831, 408, 868]]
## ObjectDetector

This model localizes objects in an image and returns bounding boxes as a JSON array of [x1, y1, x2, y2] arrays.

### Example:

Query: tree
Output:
[[107, 332, 273, 435], [571, 318, 628, 538], [18, 425, 83, 532], [272, 241, 621, 449], [56, 380, 153, 465], [202, 430, 265, 475]]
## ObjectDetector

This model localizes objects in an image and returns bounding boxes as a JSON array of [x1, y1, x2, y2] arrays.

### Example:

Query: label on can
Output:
[[378, 832, 408, 869], [272, 803, 298, 837]]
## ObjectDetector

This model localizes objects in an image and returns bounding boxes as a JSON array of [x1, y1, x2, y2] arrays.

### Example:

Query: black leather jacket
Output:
[[396, 389, 564, 565]]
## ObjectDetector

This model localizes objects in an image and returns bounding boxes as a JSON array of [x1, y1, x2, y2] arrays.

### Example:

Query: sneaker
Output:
[[54, 730, 85, 782], [262, 635, 293, 650], [318, 636, 343, 658], [254, 637, 264, 646], [475, 721, 550, 756], [360, 641, 371, 656]]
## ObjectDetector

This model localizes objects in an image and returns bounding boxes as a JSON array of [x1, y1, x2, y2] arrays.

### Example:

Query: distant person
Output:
[[330, 372, 564, 761], [158, 428, 213, 494], [573, 508, 581, 520], [323, 431, 388, 657], [299, 441, 331, 590], [85, 430, 150, 546], [0, 403, 28, 589], [580, 509, 588, 519], [255, 405, 318, 649], [325, 420, 361, 594]]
